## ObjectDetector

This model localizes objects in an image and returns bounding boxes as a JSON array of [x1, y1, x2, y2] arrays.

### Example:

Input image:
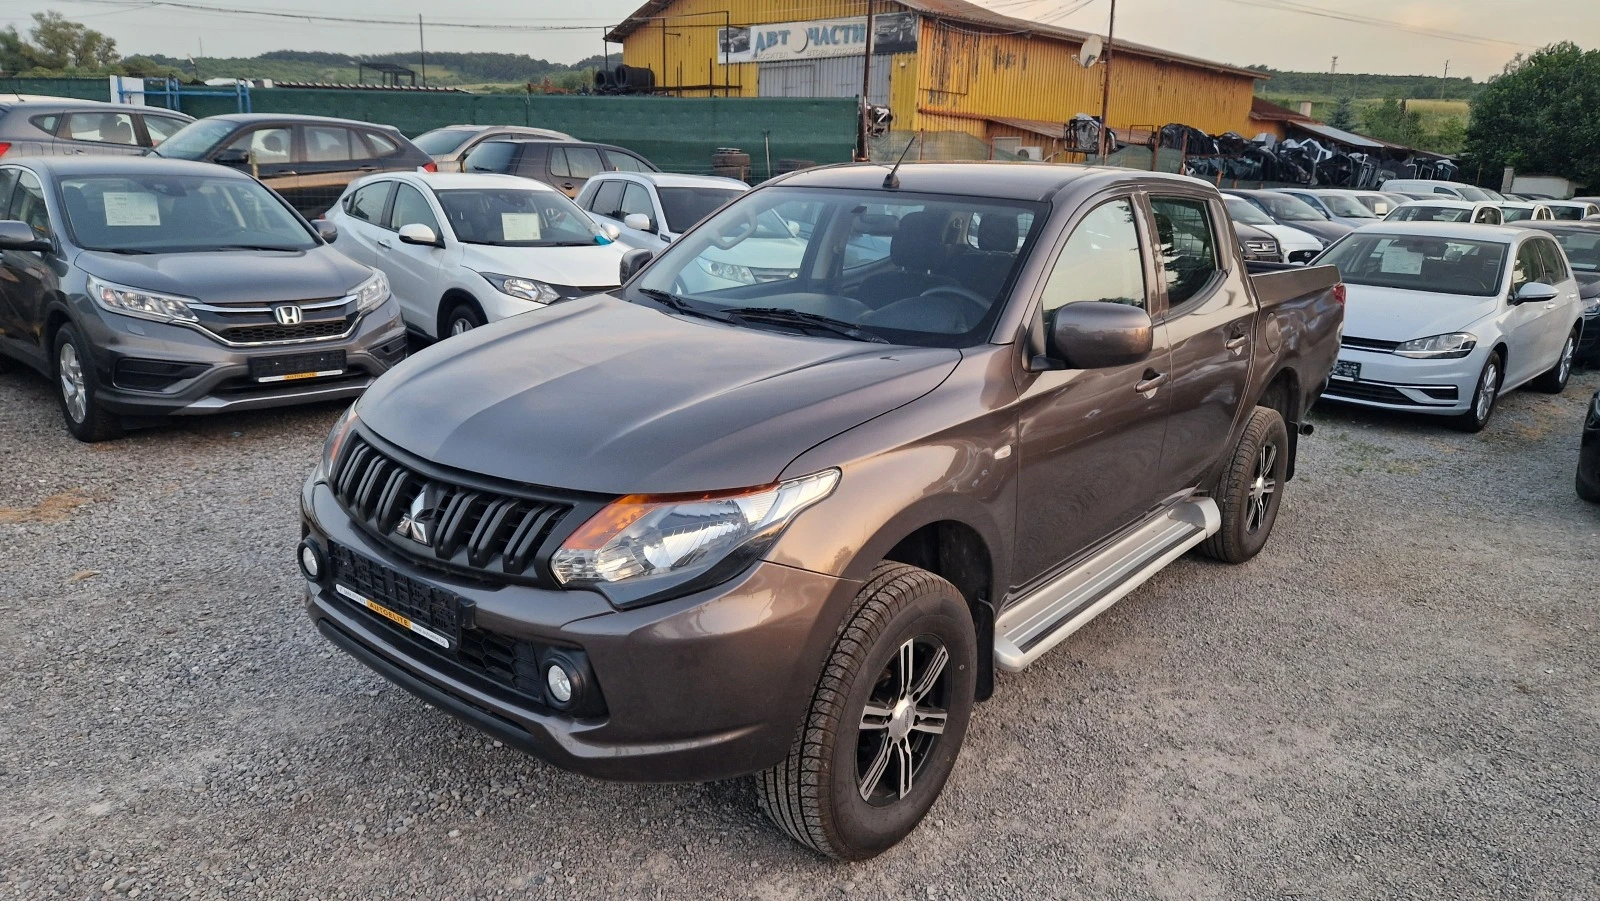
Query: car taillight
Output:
[[1333, 283, 1347, 306], [0, 142, 10, 157], [422, 160, 437, 172]]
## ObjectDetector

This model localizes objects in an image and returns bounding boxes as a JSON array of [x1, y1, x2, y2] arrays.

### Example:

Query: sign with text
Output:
[[719, 13, 917, 64]]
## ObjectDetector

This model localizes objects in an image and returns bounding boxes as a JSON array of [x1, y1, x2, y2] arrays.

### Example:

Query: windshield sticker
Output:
[[102, 192, 161, 227], [501, 213, 542, 241], [1381, 247, 1424, 275]]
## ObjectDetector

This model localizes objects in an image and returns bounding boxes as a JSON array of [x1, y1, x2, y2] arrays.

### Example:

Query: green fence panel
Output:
[[2, 77, 112, 101]]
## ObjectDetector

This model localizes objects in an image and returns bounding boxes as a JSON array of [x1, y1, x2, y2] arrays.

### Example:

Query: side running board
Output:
[[994, 498, 1220, 673]]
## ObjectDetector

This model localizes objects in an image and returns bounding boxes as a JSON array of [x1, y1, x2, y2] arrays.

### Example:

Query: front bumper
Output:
[[1321, 345, 1484, 416], [1578, 311, 1599, 361], [300, 476, 859, 783], [79, 298, 407, 417]]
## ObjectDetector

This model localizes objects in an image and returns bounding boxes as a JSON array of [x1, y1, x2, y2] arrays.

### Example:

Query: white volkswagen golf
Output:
[[326, 172, 626, 338], [1318, 222, 1583, 431]]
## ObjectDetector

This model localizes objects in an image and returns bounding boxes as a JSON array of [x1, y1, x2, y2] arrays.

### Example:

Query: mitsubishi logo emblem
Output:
[[273, 305, 304, 326], [395, 490, 434, 547]]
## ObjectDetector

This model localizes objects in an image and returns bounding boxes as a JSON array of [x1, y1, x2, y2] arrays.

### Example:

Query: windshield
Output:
[[434, 187, 605, 247], [412, 127, 477, 155], [1252, 193, 1326, 222], [1455, 185, 1493, 202], [152, 119, 236, 160], [1225, 197, 1274, 226], [1388, 205, 1471, 223], [1317, 193, 1377, 218], [1552, 231, 1600, 272], [58, 172, 315, 253], [1318, 233, 1506, 297], [632, 187, 1045, 348], [658, 186, 744, 234]]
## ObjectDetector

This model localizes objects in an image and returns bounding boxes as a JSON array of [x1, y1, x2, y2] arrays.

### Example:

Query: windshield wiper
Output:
[[636, 288, 735, 323], [205, 244, 302, 252], [728, 307, 889, 344]]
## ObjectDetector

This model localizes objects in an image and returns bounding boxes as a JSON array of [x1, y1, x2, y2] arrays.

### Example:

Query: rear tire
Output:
[[755, 562, 976, 860], [1201, 406, 1288, 564], [1531, 329, 1577, 394], [53, 324, 122, 443], [1578, 467, 1600, 503], [1453, 352, 1502, 433]]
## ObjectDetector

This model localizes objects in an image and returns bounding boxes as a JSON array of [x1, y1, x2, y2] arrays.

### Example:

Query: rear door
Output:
[[333, 179, 395, 273], [58, 110, 144, 157], [1148, 192, 1255, 494], [547, 145, 605, 198], [297, 124, 370, 219]]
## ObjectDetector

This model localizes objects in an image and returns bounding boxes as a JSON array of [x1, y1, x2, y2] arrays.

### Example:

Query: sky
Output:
[[4, 0, 1593, 80]]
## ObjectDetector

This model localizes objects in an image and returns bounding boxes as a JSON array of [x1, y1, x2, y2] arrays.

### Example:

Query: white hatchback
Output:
[[326, 172, 626, 338], [1317, 222, 1584, 431]]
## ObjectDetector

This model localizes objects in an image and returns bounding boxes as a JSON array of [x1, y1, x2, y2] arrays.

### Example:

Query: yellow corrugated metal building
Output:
[[605, 0, 1264, 157]]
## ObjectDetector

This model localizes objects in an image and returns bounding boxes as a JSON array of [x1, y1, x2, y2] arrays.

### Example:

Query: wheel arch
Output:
[[1254, 366, 1302, 480], [436, 288, 483, 338]]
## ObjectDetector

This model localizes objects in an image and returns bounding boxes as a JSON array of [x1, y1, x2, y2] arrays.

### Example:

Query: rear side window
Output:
[[1149, 196, 1220, 306], [305, 126, 354, 163], [551, 146, 604, 179], [605, 150, 651, 172], [464, 142, 516, 174], [29, 114, 62, 136], [345, 181, 392, 223], [589, 180, 625, 218], [1040, 199, 1146, 311], [65, 111, 137, 145]]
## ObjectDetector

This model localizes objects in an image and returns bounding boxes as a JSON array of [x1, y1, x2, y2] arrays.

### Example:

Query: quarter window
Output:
[[1040, 198, 1146, 311], [605, 150, 651, 172], [29, 114, 62, 135], [389, 184, 440, 235], [346, 181, 392, 223], [361, 131, 397, 157], [1149, 196, 1219, 306]]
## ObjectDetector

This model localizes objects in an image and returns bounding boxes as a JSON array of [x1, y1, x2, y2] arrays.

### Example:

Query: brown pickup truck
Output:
[[298, 162, 1344, 860]]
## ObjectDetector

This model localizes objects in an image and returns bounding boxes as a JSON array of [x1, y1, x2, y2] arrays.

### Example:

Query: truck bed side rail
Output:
[[1247, 263, 1342, 310]]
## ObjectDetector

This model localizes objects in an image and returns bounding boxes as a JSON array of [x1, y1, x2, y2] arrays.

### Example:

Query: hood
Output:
[[1342, 284, 1497, 342], [74, 246, 370, 303], [358, 295, 961, 494], [1576, 272, 1600, 300], [458, 241, 625, 290], [1255, 223, 1324, 252]]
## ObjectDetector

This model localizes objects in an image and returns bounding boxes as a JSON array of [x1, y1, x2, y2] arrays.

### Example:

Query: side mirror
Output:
[[213, 148, 250, 166], [398, 223, 441, 247], [619, 248, 654, 283], [602, 223, 621, 241], [623, 212, 654, 233], [1045, 302, 1154, 369], [1512, 282, 1559, 304], [312, 219, 338, 243], [0, 220, 51, 252]]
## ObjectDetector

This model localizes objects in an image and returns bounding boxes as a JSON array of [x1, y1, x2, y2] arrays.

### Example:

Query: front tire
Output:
[[756, 562, 976, 860], [1453, 352, 1502, 433], [1531, 329, 1577, 394], [1201, 406, 1288, 564], [53, 325, 121, 443], [443, 301, 485, 338]]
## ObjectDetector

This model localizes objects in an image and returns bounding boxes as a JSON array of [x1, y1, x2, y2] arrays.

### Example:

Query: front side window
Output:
[[10, 170, 51, 239], [1320, 234, 1507, 297], [65, 111, 137, 146], [57, 172, 316, 253], [588, 180, 625, 219], [1512, 242, 1542, 293], [1149, 196, 1220, 306], [389, 184, 440, 234], [149, 119, 235, 160], [0, 168, 19, 213], [227, 127, 293, 164], [619, 183, 655, 223], [433, 188, 605, 247], [463, 142, 516, 174], [1040, 199, 1146, 312], [345, 181, 392, 223], [141, 115, 188, 146], [1533, 239, 1569, 284]]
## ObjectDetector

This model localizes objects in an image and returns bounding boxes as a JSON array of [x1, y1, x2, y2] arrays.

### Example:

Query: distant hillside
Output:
[[141, 50, 612, 87], [1250, 68, 1484, 102]]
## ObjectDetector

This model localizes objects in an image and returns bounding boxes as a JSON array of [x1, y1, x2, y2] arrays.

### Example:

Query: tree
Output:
[[1466, 43, 1600, 189], [26, 11, 117, 69], [1361, 98, 1426, 146], [1327, 96, 1355, 130]]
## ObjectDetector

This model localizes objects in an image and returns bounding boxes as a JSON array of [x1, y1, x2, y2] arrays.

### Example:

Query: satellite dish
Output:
[[1078, 35, 1103, 68]]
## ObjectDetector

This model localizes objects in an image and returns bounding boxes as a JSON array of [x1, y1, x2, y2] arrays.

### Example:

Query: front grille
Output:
[[221, 319, 354, 344], [331, 434, 575, 585], [1243, 240, 1280, 260], [1288, 250, 1319, 264], [1341, 336, 1402, 353]]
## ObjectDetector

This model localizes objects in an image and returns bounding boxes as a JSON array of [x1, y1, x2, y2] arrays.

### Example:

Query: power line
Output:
[[42, 0, 617, 32], [1214, 0, 1532, 50]]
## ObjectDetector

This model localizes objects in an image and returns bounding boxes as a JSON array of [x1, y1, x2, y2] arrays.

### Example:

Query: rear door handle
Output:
[[1225, 336, 1248, 352], [358, 165, 379, 172], [1135, 370, 1169, 394]]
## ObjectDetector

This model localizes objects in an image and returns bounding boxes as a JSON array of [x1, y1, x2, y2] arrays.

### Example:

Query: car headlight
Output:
[[87, 275, 197, 323], [480, 272, 559, 304], [319, 404, 360, 480], [697, 258, 757, 285], [352, 269, 390, 313], [552, 469, 839, 595], [1395, 332, 1477, 359], [1582, 294, 1599, 316]]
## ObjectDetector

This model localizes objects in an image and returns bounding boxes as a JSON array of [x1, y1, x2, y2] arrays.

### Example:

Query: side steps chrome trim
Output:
[[993, 497, 1220, 673]]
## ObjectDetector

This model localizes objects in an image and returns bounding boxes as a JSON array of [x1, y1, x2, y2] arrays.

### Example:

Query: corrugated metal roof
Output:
[[1286, 121, 1386, 150], [605, 0, 1266, 80], [1249, 96, 1313, 123]]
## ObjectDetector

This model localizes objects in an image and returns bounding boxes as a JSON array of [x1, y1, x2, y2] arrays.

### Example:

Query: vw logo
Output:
[[273, 305, 304, 326], [395, 489, 435, 547]]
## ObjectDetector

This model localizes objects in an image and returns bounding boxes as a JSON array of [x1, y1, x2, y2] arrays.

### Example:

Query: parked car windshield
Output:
[[1501, 206, 1537, 222], [58, 172, 316, 253], [1251, 193, 1325, 222], [1388, 205, 1471, 223], [658, 186, 744, 233], [1550, 231, 1600, 272], [1225, 197, 1274, 226], [1315, 193, 1378, 218], [1454, 185, 1494, 202], [632, 187, 1045, 348], [1318, 233, 1507, 297], [151, 119, 237, 160], [434, 187, 606, 247], [412, 127, 477, 156]]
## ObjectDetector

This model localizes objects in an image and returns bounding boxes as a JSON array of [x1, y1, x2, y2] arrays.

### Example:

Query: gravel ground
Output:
[[1, 361, 1597, 901]]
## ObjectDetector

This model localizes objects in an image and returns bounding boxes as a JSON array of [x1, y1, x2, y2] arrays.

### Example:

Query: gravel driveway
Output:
[[2, 364, 1596, 900]]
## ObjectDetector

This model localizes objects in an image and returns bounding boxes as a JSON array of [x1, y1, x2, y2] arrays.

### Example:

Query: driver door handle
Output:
[[375, 239, 391, 250], [1224, 336, 1248, 351], [1135, 370, 1169, 394]]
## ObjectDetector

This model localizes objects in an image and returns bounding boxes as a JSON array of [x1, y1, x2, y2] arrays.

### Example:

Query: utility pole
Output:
[[418, 15, 427, 87], [1330, 55, 1337, 73], [859, 0, 875, 160], [1095, 0, 1117, 161]]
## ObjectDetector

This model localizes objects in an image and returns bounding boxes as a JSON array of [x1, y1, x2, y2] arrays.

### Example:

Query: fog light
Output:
[[298, 540, 326, 583], [546, 664, 573, 704]]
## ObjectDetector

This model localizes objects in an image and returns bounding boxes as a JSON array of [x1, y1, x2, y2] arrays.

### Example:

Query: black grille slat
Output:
[[374, 468, 415, 532], [220, 318, 354, 344], [1341, 336, 1403, 352], [467, 499, 519, 568], [502, 506, 559, 574], [336, 443, 373, 498], [354, 458, 392, 518], [435, 492, 483, 559]]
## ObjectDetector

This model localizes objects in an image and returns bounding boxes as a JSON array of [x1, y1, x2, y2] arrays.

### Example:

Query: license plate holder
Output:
[[1332, 359, 1361, 381], [250, 350, 346, 384]]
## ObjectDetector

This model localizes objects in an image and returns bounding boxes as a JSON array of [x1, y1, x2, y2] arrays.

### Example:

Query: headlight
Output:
[[552, 469, 839, 593], [697, 258, 757, 285], [1582, 294, 1599, 316], [353, 269, 390, 313], [480, 272, 559, 304], [87, 275, 197, 323], [320, 404, 360, 480], [1395, 332, 1477, 359]]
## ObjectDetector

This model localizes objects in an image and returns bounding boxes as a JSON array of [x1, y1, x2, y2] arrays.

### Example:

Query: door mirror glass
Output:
[[1513, 281, 1559, 304], [1048, 301, 1154, 369], [397, 223, 439, 247], [623, 212, 653, 232], [0, 219, 50, 251], [620, 248, 654, 282], [313, 219, 338, 243], [213, 147, 250, 166]]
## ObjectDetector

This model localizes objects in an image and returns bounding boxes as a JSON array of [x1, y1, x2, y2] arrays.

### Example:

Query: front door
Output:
[[1504, 239, 1560, 385], [1014, 195, 1173, 588], [0, 168, 59, 370], [1148, 193, 1255, 493], [383, 183, 445, 324], [218, 125, 302, 215]]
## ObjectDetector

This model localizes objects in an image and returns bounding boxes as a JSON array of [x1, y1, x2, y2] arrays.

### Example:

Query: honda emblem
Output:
[[273, 305, 304, 326]]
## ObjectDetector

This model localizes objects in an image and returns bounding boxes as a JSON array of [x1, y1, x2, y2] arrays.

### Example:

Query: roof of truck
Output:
[[770, 161, 1204, 203]]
